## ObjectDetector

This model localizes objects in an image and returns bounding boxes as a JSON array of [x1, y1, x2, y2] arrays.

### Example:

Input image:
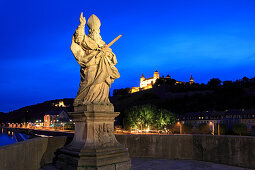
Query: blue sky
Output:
[[0, 0, 255, 112]]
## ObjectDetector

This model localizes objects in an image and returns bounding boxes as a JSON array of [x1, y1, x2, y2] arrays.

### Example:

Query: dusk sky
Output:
[[1, 0, 255, 112]]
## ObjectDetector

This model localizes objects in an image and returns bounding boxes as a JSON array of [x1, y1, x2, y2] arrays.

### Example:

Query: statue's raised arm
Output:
[[75, 12, 86, 44]]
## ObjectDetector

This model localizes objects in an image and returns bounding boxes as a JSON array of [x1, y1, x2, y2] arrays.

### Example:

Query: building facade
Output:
[[179, 109, 255, 132], [43, 110, 70, 128]]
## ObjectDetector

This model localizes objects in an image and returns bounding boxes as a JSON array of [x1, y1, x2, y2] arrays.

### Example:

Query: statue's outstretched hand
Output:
[[79, 12, 86, 25]]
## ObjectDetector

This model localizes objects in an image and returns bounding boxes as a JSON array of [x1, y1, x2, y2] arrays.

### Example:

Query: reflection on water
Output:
[[0, 128, 16, 147]]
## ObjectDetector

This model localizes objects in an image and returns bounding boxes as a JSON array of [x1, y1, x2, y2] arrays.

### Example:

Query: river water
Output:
[[0, 130, 16, 147]]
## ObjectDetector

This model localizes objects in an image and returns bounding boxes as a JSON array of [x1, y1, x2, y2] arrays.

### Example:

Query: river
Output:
[[0, 130, 16, 146]]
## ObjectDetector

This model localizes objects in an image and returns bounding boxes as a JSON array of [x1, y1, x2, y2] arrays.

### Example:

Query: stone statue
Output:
[[71, 12, 120, 106], [56, 13, 131, 170]]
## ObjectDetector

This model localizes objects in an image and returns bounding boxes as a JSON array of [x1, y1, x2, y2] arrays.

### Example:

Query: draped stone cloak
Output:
[[71, 35, 120, 106]]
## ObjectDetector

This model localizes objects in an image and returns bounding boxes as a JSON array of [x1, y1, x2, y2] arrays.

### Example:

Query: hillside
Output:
[[0, 98, 74, 123], [112, 78, 255, 122]]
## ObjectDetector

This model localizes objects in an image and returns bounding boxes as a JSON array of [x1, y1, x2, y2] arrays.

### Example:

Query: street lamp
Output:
[[177, 122, 182, 134], [210, 121, 214, 135], [218, 121, 220, 136]]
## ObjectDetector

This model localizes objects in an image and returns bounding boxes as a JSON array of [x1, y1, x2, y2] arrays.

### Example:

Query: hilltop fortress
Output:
[[131, 70, 194, 93]]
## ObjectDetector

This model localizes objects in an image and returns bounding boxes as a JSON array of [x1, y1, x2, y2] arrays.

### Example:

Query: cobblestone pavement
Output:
[[131, 158, 252, 170], [41, 158, 252, 170]]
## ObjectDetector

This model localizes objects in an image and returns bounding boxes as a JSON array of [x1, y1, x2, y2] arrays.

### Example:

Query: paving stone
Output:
[[131, 158, 252, 170]]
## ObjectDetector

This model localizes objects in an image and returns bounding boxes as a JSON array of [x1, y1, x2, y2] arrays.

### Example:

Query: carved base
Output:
[[56, 104, 131, 170]]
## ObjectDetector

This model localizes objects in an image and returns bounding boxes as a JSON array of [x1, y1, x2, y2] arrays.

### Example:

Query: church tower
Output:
[[154, 70, 159, 79], [189, 74, 194, 84]]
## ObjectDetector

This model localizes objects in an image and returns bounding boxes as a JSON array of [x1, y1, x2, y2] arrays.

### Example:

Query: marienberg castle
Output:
[[131, 70, 194, 93]]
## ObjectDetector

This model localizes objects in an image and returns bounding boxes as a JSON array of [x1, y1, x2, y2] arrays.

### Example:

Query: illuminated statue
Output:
[[56, 13, 131, 170], [71, 13, 120, 106]]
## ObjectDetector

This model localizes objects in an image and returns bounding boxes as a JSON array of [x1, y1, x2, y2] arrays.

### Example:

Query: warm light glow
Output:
[[131, 71, 159, 93], [145, 126, 150, 133]]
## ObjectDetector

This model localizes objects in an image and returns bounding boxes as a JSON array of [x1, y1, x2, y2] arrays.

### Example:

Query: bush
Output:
[[233, 123, 247, 136]]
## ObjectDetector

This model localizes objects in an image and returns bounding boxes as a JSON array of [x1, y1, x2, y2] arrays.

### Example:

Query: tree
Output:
[[123, 105, 176, 130], [154, 78, 176, 87], [233, 123, 247, 136], [207, 78, 222, 88], [241, 76, 250, 88], [113, 88, 131, 96], [154, 108, 176, 130]]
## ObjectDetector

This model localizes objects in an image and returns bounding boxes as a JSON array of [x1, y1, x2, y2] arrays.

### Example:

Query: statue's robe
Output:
[[71, 35, 120, 106]]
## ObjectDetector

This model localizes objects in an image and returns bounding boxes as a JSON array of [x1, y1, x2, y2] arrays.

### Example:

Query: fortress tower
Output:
[[190, 74, 194, 84], [154, 70, 159, 79], [140, 74, 145, 83]]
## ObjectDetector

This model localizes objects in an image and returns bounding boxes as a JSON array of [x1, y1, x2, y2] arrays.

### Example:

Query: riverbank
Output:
[[1, 127, 74, 138]]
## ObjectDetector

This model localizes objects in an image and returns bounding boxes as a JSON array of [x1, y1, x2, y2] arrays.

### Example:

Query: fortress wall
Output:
[[116, 134, 255, 169]]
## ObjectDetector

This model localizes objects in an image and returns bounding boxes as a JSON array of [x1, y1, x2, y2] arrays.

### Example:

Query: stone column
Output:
[[56, 104, 131, 170]]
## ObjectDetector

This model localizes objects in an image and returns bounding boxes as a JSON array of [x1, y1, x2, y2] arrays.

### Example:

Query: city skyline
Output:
[[1, 0, 255, 112]]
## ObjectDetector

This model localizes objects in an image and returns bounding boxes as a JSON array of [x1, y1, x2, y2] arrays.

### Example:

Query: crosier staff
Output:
[[103, 35, 122, 50], [98, 35, 122, 67], [80, 35, 122, 64]]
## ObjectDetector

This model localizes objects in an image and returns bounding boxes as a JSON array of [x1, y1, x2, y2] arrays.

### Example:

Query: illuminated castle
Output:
[[54, 100, 66, 107], [131, 70, 194, 93]]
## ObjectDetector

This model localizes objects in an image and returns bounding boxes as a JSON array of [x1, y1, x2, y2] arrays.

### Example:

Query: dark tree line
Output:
[[153, 76, 255, 92]]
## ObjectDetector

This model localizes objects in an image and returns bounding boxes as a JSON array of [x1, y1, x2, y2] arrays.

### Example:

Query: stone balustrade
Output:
[[0, 134, 254, 170]]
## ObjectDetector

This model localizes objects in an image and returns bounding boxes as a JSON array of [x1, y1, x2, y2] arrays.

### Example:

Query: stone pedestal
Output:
[[56, 104, 131, 170]]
